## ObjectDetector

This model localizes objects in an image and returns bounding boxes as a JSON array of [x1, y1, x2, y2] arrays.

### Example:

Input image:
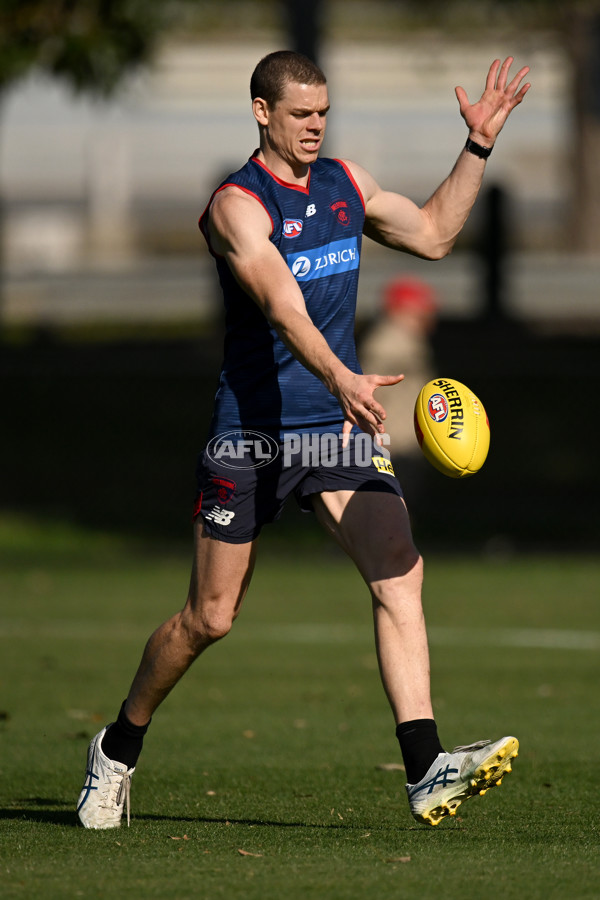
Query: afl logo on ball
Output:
[[428, 393, 449, 423]]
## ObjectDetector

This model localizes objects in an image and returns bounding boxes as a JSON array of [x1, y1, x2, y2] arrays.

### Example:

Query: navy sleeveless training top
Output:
[[199, 153, 366, 437]]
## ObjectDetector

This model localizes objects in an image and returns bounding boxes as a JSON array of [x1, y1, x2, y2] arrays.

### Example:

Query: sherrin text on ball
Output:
[[414, 378, 490, 478]]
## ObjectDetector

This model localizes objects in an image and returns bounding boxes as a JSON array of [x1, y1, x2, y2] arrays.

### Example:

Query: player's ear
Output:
[[253, 97, 269, 126]]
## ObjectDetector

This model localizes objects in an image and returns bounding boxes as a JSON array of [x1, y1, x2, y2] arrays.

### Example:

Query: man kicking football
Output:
[[77, 49, 528, 829]]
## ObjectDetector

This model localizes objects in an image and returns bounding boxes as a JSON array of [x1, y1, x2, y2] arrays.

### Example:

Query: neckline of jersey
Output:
[[251, 153, 311, 195]]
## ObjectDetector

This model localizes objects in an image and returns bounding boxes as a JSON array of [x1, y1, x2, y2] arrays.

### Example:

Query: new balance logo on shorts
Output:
[[204, 506, 236, 526]]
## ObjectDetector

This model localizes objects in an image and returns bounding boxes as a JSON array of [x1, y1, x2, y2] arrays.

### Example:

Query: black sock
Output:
[[396, 719, 444, 784], [101, 700, 151, 769]]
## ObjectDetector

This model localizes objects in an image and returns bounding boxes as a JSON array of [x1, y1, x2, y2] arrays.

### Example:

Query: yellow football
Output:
[[414, 378, 490, 478]]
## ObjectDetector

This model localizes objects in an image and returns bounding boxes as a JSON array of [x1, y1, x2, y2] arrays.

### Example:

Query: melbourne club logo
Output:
[[211, 477, 236, 504], [330, 199, 350, 226], [428, 393, 449, 423], [282, 218, 303, 238]]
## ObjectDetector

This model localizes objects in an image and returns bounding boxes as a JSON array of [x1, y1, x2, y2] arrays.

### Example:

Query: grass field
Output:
[[1, 514, 599, 899]]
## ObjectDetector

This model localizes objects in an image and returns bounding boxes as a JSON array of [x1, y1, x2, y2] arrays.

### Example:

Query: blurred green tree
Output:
[[0, 0, 184, 96], [0, 0, 198, 320]]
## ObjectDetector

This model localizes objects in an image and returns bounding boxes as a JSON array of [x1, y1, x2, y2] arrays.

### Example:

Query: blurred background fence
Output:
[[1, 1, 599, 550]]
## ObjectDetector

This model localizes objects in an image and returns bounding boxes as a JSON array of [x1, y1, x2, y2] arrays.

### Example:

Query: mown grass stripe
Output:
[[1, 618, 598, 650]]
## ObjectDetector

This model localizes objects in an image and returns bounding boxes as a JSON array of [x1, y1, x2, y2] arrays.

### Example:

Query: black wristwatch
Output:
[[465, 137, 493, 159]]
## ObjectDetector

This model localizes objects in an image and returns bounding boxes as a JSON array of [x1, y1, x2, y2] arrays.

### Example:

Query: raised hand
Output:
[[455, 57, 531, 147]]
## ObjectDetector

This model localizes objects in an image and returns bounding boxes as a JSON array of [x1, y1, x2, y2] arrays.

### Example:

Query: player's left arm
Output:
[[347, 57, 531, 260]]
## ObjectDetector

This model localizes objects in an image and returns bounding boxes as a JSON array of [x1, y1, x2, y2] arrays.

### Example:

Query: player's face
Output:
[[255, 80, 329, 174]]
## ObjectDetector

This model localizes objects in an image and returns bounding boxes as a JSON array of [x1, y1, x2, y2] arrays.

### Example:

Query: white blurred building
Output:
[[3, 38, 597, 327]]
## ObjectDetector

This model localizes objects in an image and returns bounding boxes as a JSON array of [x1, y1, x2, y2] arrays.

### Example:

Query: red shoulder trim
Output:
[[334, 159, 366, 212], [198, 183, 275, 258]]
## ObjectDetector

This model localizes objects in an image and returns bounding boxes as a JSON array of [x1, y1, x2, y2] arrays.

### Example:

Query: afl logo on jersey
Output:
[[331, 200, 350, 226], [282, 218, 303, 238]]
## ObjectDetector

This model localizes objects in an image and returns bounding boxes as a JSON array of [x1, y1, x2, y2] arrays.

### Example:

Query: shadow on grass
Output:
[[137, 813, 419, 832], [1, 800, 76, 827], [1, 804, 428, 833]]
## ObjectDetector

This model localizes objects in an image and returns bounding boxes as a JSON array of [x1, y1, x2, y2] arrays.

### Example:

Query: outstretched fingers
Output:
[[492, 57, 531, 104], [367, 374, 404, 428], [495, 56, 515, 92], [340, 372, 404, 445], [506, 66, 531, 105], [485, 58, 502, 91], [456, 55, 531, 141]]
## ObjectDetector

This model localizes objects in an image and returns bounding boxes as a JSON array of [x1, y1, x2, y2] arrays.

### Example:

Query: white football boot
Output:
[[77, 726, 135, 829], [406, 736, 519, 826]]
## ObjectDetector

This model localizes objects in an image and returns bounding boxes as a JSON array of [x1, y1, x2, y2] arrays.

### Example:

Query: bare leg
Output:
[[313, 490, 433, 724], [125, 523, 258, 726]]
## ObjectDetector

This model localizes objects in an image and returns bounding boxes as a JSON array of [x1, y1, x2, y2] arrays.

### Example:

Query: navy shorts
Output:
[[193, 427, 403, 544]]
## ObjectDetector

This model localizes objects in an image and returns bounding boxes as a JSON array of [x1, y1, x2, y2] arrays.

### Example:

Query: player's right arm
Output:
[[207, 186, 403, 439]]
